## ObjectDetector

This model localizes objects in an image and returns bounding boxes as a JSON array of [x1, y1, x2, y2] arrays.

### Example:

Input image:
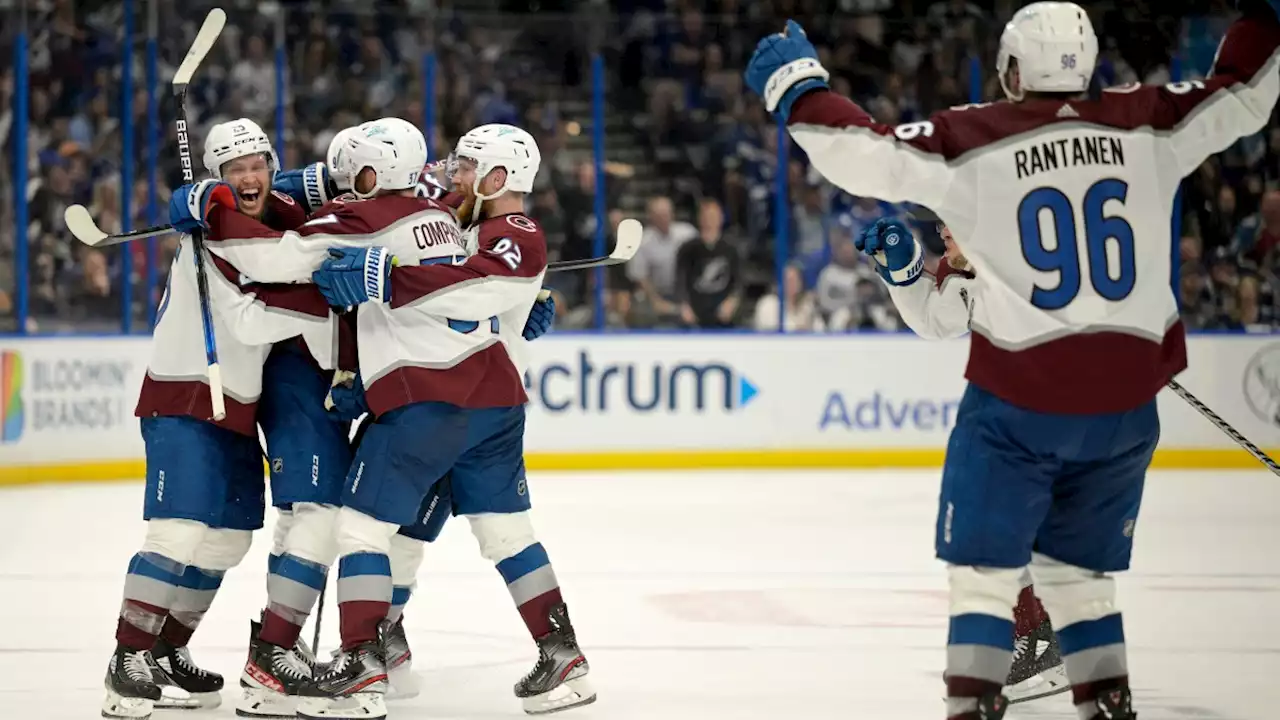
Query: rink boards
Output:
[[0, 334, 1278, 484]]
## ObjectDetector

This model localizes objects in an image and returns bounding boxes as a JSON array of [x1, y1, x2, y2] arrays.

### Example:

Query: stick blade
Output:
[[64, 204, 108, 245], [173, 8, 226, 86], [611, 218, 643, 262]]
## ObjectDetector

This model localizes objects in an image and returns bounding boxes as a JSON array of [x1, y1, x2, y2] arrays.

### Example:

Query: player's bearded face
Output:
[[941, 226, 970, 271], [450, 154, 480, 224], [223, 154, 271, 218]]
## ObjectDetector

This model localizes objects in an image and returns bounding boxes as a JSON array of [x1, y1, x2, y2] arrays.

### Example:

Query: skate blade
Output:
[[387, 663, 420, 701], [102, 689, 156, 720], [154, 687, 222, 711], [522, 676, 598, 715], [235, 686, 297, 718], [1006, 666, 1071, 705], [296, 692, 387, 720]]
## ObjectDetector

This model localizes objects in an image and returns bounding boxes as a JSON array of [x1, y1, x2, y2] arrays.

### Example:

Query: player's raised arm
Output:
[[744, 19, 956, 210], [856, 218, 972, 340], [1150, 0, 1280, 177]]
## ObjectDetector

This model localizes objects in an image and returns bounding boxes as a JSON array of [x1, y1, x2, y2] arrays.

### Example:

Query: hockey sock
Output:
[[261, 553, 328, 648], [495, 542, 563, 639], [1056, 614, 1129, 720], [1013, 585, 1045, 637], [336, 552, 392, 649], [117, 551, 188, 651], [388, 585, 412, 624], [946, 613, 1015, 718], [161, 565, 226, 647]]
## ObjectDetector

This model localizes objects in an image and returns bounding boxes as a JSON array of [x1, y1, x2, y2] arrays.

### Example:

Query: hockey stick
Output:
[[63, 204, 173, 247], [547, 217, 642, 272], [1167, 379, 1280, 476], [173, 8, 228, 421]]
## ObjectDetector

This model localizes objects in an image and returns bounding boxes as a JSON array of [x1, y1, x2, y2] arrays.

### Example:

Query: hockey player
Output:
[[300, 122, 593, 718], [745, 2, 1280, 718], [856, 216, 1069, 704], [105, 118, 328, 720]]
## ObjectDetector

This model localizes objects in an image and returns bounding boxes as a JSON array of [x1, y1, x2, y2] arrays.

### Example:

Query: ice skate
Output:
[[1004, 617, 1069, 704], [975, 691, 1010, 720], [1092, 686, 1137, 719], [102, 644, 162, 719], [514, 603, 595, 715], [384, 617, 419, 701], [148, 635, 224, 710], [237, 619, 315, 718], [295, 621, 389, 720]]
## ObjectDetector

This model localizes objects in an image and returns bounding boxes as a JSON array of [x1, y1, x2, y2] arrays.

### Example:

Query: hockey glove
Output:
[[523, 290, 556, 340], [312, 246, 397, 307], [169, 179, 237, 233], [324, 369, 369, 421], [855, 218, 924, 287], [745, 19, 830, 122], [273, 162, 337, 214]]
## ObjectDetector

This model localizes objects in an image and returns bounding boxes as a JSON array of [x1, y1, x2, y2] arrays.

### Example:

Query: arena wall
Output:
[[0, 334, 1277, 485]]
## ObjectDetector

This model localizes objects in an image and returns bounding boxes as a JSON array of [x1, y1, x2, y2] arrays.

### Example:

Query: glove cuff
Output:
[[764, 58, 830, 113], [302, 162, 332, 212], [365, 246, 393, 303], [881, 240, 924, 287]]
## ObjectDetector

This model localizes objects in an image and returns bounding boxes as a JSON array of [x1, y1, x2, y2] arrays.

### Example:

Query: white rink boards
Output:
[[0, 469, 1276, 719]]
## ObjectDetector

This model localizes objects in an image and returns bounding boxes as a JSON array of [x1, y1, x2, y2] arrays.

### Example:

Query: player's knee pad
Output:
[[192, 528, 253, 571], [948, 564, 1025, 621], [466, 511, 536, 564], [334, 506, 398, 557], [140, 518, 210, 566], [272, 507, 294, 558], [285, 502, 340, 566], [1028, 552, 1116, 627], [389, 534, 425, 587]]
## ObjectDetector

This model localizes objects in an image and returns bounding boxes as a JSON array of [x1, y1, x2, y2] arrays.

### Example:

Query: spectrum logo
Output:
[[525, 351, 759, 414], [1, 351, 23, 443]]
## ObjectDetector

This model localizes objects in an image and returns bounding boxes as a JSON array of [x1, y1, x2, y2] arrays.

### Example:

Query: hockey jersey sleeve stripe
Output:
[[788, 90, 955, 212]]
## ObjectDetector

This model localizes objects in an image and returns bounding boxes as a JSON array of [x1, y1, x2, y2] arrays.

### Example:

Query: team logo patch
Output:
[[1242, 343, 1280, 427], [517, 475, 527, 496], [506, 215, 537, 233], [271, 458, 284, 474]]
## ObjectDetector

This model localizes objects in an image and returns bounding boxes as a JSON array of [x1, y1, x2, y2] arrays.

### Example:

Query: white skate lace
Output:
[[124, 650, 158, 683], [273, 645, 312, 680], [1011, 636, 1030, 662], [174, 646, 211, 677]]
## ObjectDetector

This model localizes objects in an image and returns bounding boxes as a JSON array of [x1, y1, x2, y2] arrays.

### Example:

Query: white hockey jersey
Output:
[[137, 193, 330, 435], [888, 261, 975, 341], [787, 12, 1280, 413], [203, 196, 546, 415]]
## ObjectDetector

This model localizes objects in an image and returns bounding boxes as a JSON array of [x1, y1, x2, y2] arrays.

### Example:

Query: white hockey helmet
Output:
[[452, 124, 541, 201], [997, 2, 1098, 101], [326, 127, 359, 191], [203, 118, 278, 180], [340, 117, 429, 199]]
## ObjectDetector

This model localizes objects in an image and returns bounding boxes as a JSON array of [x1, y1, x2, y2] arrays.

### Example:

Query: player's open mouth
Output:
[[240, 188, 261, 203]]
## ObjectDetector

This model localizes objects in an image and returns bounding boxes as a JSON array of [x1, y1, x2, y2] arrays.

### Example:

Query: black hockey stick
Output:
[[172, 9, 228, 420], [1167, 379, 1280, 476]]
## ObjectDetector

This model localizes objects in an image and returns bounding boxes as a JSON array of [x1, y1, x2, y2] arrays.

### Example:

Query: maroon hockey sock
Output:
[[159, 613, 196, 647], [117, 601, 168, 651], [1013, 585, 1042, 637], [259, 608, 304, 649]]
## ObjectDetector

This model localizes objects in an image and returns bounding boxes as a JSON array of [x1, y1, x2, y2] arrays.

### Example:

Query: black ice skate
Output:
[[1005, 617, 1069, 704], [149, 635, 224, 710], [384, 617, 420, 700], [514, 603, 596, 715], [295, 621, 389, 720], [975, 691, 1010, 720], [237, 619, 315, 718], [1093, 686, 1137, 720], [102, 644, 162, 720]]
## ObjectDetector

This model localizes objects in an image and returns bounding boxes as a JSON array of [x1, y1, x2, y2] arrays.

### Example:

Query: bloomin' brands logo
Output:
[[1243, 343, 1280, 427], [525, 351, 758, 414], [1, 351, 24, 443]]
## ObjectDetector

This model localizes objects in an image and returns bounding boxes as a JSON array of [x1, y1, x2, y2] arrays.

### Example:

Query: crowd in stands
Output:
[[1, 0, 1275, 334]]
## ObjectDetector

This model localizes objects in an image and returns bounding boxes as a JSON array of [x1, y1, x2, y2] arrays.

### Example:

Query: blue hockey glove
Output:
[[854, 218, 924, 287], [523, 291, 556, 340], [311, 246, 397, 307], [273, 162, 337, 213], [169, 179, 237, 233], [745, 19, 830, 122], [324, 370, 369, 421]]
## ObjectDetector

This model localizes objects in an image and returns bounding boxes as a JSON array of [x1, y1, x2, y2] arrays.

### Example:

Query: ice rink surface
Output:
[[1, 469, 1276, 719]]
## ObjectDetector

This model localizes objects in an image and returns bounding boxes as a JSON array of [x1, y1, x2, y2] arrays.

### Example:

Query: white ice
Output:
[[1, 470, 1276, 719]]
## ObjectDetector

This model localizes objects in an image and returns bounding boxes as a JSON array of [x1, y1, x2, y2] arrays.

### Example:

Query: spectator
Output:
[[1235, 189, 1280, 264], [676, 199, 742, 329], [627, 195, 698, 327], [814, 237, 865, 331], [754, 263, 825, 333]]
